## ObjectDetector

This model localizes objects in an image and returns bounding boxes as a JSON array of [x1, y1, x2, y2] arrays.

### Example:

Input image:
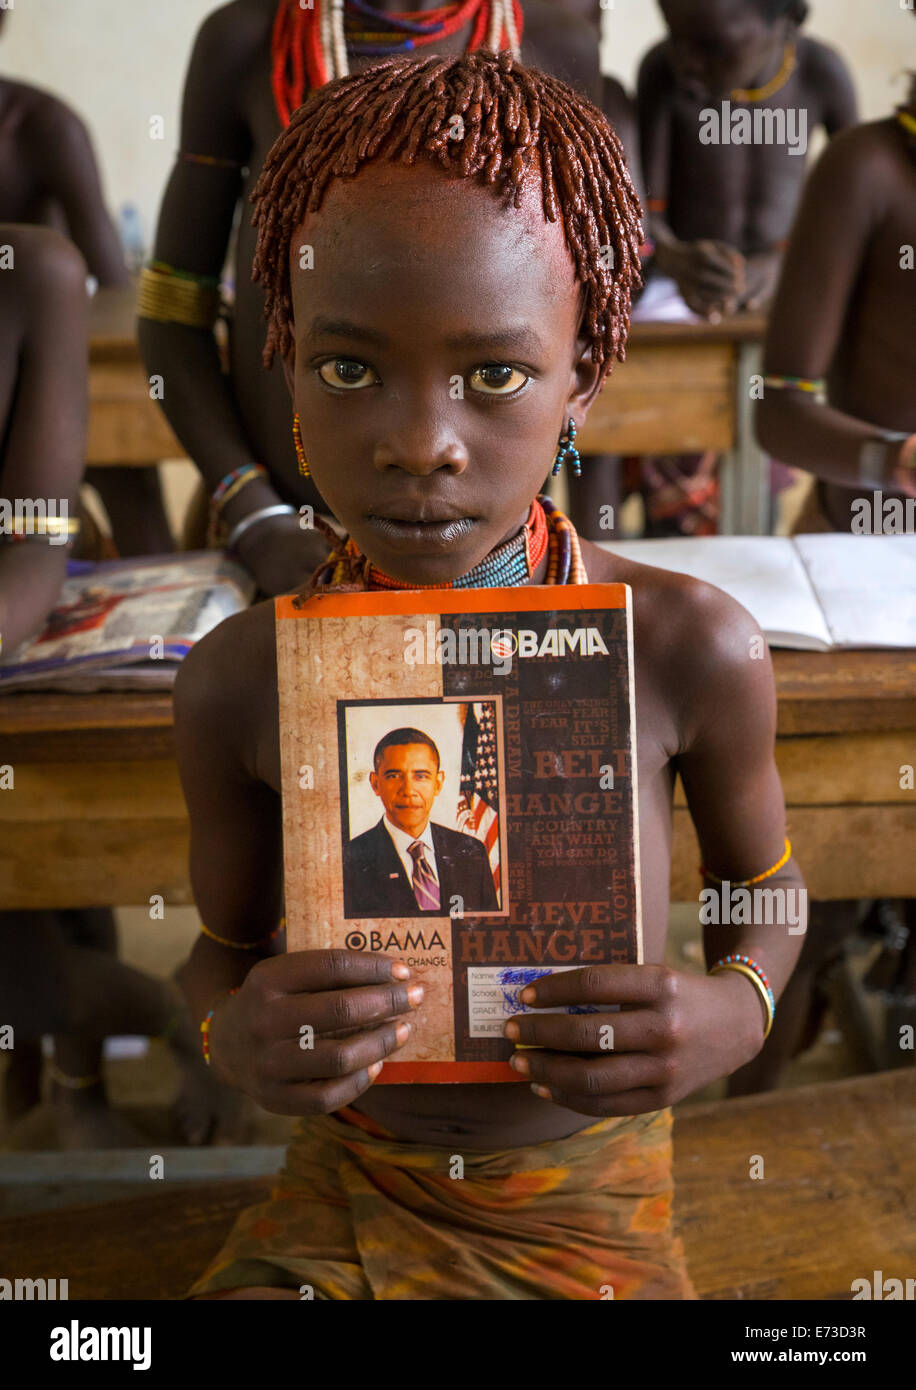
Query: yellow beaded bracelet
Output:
[[199, 918, 286, 950], [700, 837, 791, 887]]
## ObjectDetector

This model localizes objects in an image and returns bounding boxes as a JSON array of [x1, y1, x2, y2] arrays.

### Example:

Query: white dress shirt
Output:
[[383, 815, 440, 888]]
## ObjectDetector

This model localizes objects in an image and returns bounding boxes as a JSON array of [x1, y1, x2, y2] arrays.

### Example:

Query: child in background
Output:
[[138, 0, 644, 591], [0, 8, 172, 554], [0, 226, 87, 656], [745, 50, 916, 1094], [636, 0, 857, 535], [172, 53, 805, 1300], [756, 78, 916, 523]]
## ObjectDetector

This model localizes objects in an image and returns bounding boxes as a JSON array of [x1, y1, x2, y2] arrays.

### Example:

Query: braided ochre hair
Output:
[[251, 50, 643, 380]]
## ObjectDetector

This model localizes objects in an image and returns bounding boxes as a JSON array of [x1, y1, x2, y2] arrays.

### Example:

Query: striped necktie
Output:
[[408, 839, 440, 911]]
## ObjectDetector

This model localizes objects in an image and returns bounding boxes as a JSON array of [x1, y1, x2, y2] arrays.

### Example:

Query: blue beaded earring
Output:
[[551, 417, 581, 477]]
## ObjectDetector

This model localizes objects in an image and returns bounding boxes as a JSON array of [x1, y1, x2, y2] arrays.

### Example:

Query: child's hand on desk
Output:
[[669, 239, 745, 321], [208, 950, 421, 1114], [234, 512, 332, 598], [740, 249, 783, 313], [503, 964, 765, 1117]]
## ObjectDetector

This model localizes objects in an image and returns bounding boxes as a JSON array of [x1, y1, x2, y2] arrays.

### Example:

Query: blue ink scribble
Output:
[[496, 967, 553, 986], [501, 991, 528, 1014]]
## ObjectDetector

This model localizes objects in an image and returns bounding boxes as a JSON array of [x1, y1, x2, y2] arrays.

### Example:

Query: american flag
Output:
[[457, 701, 500, 905]]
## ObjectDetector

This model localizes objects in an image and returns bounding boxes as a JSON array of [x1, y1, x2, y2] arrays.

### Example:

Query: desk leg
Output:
[[719, 342, 770, 535]]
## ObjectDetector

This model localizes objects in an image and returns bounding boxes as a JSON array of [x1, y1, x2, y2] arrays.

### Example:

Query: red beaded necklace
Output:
[[271, 0, 523, 126]]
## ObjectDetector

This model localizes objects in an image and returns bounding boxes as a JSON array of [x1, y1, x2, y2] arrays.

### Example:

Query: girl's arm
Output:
[[171, 603, 285, 1035]]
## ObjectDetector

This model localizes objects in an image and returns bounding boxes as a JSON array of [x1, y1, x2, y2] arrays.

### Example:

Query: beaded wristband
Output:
[[200, 987, 241, 1066], [212, 464, 267, 511], [708, 954, 775, 1040], [700, 837, 791, 887], [762, 375, 825, 395], [200, 918, 286, 950]]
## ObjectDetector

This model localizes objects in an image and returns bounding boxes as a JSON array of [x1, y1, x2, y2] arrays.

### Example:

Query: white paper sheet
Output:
[[597, 537, 833, 649], [795, 534, 916, 649]]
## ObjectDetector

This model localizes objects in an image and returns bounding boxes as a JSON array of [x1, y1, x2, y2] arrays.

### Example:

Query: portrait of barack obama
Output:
[[344, 727, 499, 918]]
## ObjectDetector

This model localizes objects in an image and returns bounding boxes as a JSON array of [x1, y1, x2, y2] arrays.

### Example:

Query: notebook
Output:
[[276, 583, 641, 1083], [598, 535, 916, 651]]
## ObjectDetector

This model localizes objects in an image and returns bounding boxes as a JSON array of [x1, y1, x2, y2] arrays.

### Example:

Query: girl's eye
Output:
[[318, 359, 378, 389], [468, 364, 529, 395]]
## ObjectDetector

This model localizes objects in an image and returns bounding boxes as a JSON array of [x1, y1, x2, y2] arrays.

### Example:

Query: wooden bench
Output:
[[0, 1070, 910, 1300], [88, 286, 770, 533], [1, 650, 913, 909]]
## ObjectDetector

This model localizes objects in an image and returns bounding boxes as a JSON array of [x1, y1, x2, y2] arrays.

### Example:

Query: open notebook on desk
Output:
[[597, 535, 916, 650]]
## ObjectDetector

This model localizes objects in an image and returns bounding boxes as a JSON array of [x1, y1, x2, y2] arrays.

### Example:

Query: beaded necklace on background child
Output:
[[171, 51, 805, 1301]]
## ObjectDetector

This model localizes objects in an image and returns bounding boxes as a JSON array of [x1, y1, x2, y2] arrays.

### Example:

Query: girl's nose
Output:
[[373, 428, 469, 476]]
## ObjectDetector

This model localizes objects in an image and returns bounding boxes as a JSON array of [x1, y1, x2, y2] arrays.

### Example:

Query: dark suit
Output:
[[344, 817, 499, 918]]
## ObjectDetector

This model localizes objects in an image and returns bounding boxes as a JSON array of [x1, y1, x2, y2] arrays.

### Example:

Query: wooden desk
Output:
[[88, 286, 184, 467], [1, 650, 913, 909], [88, 287, 769, 533], [0, 1069, 910, 1300]]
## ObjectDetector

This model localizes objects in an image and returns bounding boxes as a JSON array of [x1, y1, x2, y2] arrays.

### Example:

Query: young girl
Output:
[[173, 51, 805, 1300]]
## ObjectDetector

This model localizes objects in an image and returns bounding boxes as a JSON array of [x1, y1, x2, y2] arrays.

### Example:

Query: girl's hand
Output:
[[208, 949, 421, 1114], [503, 964, 766, 1117]]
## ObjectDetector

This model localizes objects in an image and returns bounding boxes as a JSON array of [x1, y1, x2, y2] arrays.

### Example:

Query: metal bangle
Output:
[[861, 432, 912, 488], [708, 962, 775, 1040], [225, 504, 297, 553]]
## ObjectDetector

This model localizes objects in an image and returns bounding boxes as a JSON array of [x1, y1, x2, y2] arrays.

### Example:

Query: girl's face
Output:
[[660, 0, 790, 101], [286, 160, 604, 585]]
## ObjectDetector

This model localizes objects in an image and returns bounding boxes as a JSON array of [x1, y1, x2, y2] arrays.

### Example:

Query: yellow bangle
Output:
[[708, 962, 775, 1040], [48, 1063, 102, 1090], [137, 263, 221, 330]]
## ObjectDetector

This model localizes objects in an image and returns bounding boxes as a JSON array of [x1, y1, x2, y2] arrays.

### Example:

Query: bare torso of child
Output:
[[0, 79, 69, 227], [222, 0, 609, 510], [651, 38, 841, 254], [819, 119, 916, 529], [226, 540, 714, 1150]]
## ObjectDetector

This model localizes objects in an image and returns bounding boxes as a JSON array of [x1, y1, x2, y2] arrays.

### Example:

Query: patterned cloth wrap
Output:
[[187, 1102, 697, 1300]]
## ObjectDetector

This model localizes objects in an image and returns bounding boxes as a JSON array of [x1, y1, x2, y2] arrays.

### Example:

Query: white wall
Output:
[[1, 0, 913, 255]]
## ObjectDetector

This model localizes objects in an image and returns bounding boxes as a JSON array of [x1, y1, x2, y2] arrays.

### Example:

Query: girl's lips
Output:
[[365, 514, 477, 550]]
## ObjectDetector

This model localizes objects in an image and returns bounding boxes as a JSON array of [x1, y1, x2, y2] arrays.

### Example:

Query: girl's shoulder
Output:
[[175, 596, 278, 733]]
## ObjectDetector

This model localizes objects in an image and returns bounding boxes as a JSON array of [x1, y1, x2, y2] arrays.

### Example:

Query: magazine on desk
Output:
[[276, 584, 641, 1084], [599, 534, 916, 651], [0, 550, 256, 692]]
